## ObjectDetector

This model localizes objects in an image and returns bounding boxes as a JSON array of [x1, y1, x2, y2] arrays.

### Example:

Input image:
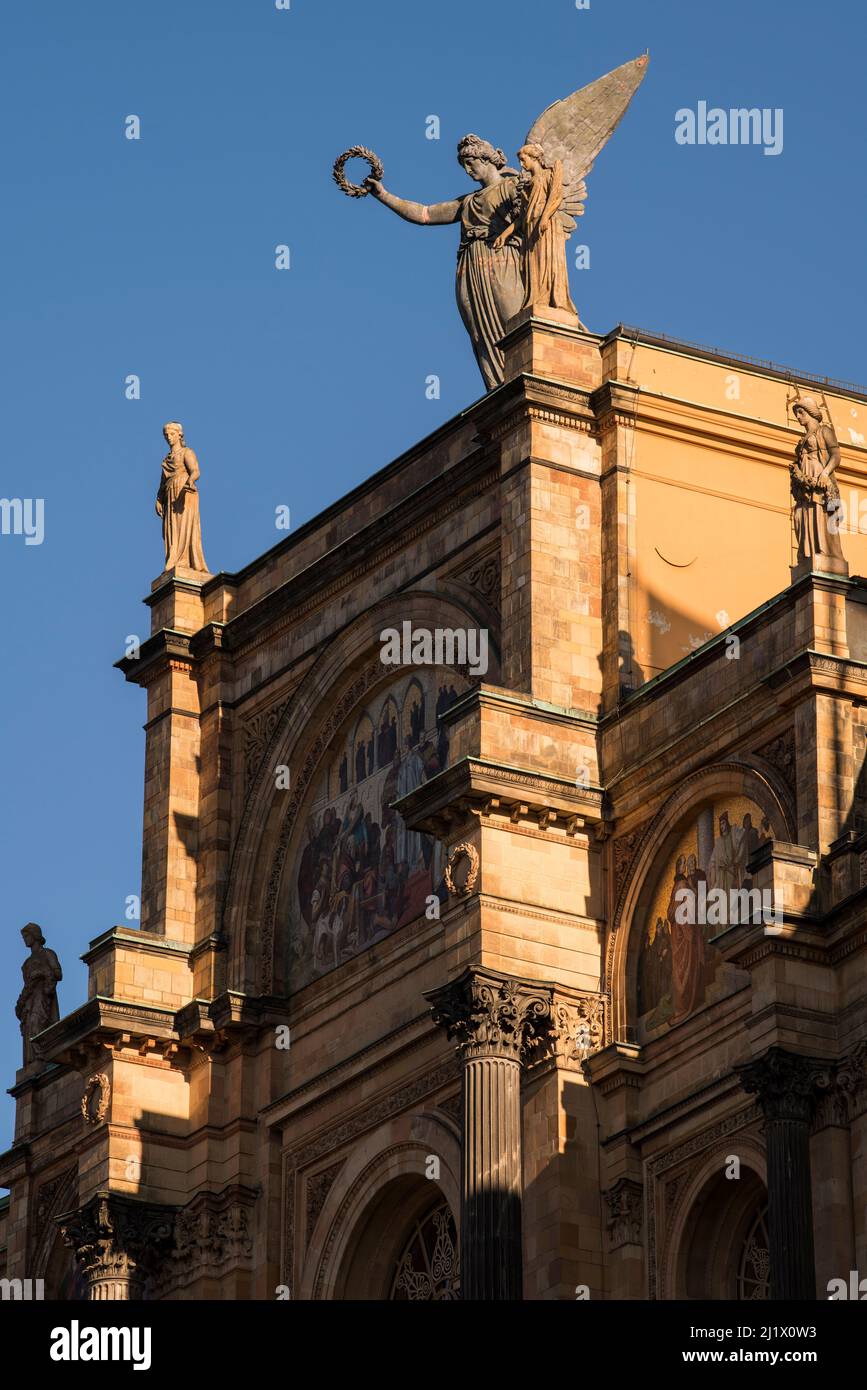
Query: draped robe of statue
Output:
[[455, 178, 525, 391], [158, 445, 207, 572], [792, 423, 845, 563], [519, 160, 578, 313], [16, 932, 62, 1065]]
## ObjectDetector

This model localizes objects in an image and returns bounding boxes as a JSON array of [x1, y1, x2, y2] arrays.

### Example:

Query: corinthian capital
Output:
[[736, 1047, 834, 1124], [58, 1191, 175, 1298], [425, 968, 553, 1063]]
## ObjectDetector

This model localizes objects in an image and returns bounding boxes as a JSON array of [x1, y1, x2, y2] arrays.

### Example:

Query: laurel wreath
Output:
[[332, 146, 384, 198], [444, 842, 480, 897], [789, 462, 838, 502]]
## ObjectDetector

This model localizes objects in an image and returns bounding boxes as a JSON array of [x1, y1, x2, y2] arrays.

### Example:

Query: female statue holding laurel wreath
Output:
[[357, 135, 525, 391], [332, 56, 650, 392], [789, 394, 845, 565]]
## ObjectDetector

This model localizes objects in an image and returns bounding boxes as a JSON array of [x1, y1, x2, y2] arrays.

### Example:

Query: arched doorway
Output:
[[335, 1175, 459, 1300], [676, 1165, 770, 1299]]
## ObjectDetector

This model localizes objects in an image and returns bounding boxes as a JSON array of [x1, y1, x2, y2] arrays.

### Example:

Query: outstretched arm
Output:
[[365, 179, 461, 225]]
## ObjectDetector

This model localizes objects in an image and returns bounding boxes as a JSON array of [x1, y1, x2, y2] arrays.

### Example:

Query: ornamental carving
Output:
[[426, 968, 553, 1063], [450, 549, 501, 612], [832, 1040, 867, 1121], [81, 1072, 110, 1125], [612, 821, 649, 901], [551, 994, 605, 1065], [736, 1047, 833, 1124], [604, 1177, 643, 1249], [753, 728, 796, 803], [444, 842, 480, 897], [59, 1193, 174, 1293], [244, 697, 291, 790], [305, 1160, 344, 1247]]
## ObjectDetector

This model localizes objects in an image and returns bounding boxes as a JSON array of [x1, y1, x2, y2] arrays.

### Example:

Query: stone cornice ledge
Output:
[[394, 754, 604, 837]]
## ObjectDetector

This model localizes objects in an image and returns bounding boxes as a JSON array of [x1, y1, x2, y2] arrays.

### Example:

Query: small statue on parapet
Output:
[[15, 922, 62, 1066], [156, 421, 208, 574], [788, 390, 846, 570]]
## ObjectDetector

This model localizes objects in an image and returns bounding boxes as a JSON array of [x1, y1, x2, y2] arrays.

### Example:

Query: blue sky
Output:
[[1, 0, 865, 1151]]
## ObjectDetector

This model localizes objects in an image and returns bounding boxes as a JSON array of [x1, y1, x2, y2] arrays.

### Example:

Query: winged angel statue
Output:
[[343, 55, 648, 391]]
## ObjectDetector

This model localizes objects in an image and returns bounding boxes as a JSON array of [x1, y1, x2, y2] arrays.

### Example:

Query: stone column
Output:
[[425, 968, 553, 1301], [737, 1048, 831, 1301], [58, 1192, 174, 1300]]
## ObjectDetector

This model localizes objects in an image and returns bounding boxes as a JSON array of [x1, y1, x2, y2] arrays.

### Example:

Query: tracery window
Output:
[[737, 1204, 770, 1300], [389, 1199, 460, 1300]]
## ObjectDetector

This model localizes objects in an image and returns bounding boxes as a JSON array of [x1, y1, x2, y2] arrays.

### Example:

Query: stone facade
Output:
[[2, 311, 867, 1300]]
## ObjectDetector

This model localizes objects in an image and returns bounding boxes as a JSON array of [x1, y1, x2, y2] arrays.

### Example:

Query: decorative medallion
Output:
[[80, 1073, 110, 1126], [444, 842, 479, 897]]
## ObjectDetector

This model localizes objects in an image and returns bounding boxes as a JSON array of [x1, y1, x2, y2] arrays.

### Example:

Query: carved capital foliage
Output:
[[59, 1193, 174, 1290], [736, 1048, 833, 1124], [426, 969, 553, 1063], [826, 1040, 867, 1124], [59, 1187, 258, 1298], [550, 994, 605, 1066], [604, 1177, 643, 1249]]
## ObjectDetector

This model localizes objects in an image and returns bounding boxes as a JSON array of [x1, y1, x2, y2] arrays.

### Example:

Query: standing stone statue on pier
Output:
[[156, 421, 208, 573], [789, 393, 846, 570], [15, 923, 62, 1066], [333, 55, 648, 390]]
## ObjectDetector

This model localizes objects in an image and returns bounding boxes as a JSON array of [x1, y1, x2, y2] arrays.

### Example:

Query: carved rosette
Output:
[[426, 969, 553, 1063], [604, 1177, 643, 1250], [59, 1192, 174, 1300]]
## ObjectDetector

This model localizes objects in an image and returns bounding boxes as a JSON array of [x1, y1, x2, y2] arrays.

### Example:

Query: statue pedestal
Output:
[[790, 555, 849, 583], [499, 306, 598, 390], [148, 564, 213, 638]]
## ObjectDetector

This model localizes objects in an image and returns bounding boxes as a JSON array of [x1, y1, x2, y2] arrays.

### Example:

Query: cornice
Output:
[[115, 629, 194, 686], [395, 754, 603, 838]]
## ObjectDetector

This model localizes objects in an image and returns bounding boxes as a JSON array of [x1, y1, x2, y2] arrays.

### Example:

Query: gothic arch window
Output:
[[737, 1204, 771, 1300], [390, 1198, 460, 1300]]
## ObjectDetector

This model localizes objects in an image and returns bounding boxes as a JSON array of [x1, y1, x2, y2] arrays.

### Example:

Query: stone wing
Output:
[[525, 53, 649, 221]]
